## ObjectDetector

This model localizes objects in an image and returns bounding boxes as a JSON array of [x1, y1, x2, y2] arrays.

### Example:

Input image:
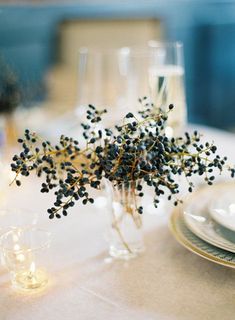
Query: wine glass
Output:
[[77, 47, 141, 128], [76, 42, 187, 135]]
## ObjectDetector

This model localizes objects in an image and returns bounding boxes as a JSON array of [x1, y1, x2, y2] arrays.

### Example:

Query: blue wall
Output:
[[0, 1, 235, 128]]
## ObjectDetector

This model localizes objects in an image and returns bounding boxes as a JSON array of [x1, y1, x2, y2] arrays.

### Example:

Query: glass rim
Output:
[[0, 227, 51, 253], [78, 41, 183, 56], [148, 40, 183, 48]]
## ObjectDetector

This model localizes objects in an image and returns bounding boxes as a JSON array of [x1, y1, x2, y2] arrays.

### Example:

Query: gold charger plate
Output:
[[169, 182, 235, 269]]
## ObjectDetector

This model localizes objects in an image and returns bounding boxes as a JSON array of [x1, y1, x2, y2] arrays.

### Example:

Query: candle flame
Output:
[[14, 244, 20, 251], [30, 262, 36, 274]]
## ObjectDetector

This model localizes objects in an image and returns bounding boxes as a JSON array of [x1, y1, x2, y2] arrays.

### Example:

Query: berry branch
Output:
[[10, 99, 235, 219]]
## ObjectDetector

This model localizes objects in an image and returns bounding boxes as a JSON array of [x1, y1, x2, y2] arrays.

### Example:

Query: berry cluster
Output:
[[10, 98, 234, 219]]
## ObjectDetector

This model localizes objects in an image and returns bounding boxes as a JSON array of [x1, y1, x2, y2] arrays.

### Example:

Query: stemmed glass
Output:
[[77, 42, 187, 136], [77, 47, 139, 128]]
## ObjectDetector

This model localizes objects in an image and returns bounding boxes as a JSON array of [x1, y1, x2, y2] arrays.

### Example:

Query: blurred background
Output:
[[0, 0, 235, 150]]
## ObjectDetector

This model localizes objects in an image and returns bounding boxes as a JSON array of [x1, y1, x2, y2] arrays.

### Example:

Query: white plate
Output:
[[170, 207, 235, 269], [209, 185, 235, 232], [183, 184, 235, 253]]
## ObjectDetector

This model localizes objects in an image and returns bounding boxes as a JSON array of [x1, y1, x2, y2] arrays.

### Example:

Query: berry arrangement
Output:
[[10, 98, 234, 219]]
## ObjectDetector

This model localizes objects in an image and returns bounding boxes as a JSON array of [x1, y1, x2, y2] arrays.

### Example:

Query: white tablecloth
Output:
[[1, 125, 235, 320]]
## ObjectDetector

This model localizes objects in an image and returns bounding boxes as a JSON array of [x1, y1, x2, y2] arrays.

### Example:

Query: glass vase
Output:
[[106, 180, 145, 260]]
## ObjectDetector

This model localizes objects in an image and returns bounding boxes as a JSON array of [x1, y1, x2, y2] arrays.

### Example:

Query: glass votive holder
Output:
[[0, 227, 51, 291], [0, 208, 38, 267]]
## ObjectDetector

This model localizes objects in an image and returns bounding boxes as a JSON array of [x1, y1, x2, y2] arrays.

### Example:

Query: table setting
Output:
[[171, 182, 235, 268], [0, 41, 235, 320]]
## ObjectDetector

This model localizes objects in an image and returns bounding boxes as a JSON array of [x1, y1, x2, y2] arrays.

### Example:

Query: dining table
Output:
[[0, 124, 235, 320]]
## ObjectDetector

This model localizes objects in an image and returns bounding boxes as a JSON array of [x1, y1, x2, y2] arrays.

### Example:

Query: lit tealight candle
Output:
[[14, 261, 48, 290], [1, 228, 51, 292]]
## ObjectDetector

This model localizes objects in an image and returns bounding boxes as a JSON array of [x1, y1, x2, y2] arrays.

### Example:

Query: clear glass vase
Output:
[[106, 180, 145, 260]]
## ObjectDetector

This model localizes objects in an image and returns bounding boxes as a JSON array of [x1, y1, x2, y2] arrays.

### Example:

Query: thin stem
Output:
[[112, 220, 133, 254]]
